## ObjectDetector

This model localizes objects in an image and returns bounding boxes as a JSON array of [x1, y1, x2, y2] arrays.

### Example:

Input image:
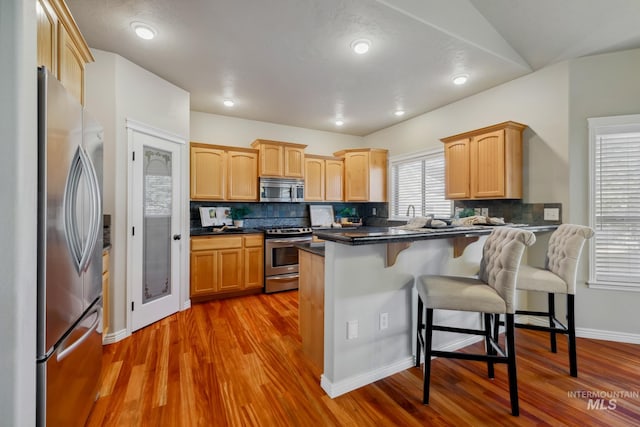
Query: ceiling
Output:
[[66, 0, 640, 136]]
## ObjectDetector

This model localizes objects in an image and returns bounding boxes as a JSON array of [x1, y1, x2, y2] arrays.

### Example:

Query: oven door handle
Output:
[[267, 238, 312, 244], [268, 274, 300, 281]]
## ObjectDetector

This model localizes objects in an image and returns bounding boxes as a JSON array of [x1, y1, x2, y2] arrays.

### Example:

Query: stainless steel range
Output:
[[263, 226, 313, 293]]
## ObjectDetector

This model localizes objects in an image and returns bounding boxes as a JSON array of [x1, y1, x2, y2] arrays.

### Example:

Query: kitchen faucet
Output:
[[406, 205, 416, 218]]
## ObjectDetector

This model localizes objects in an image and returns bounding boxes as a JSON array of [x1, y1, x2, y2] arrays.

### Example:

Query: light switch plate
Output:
[[347, 320, 358, 339], [544, 208, 560, 221]]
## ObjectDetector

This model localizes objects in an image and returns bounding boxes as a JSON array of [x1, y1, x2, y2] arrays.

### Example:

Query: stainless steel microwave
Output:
[[259, 177, 304, 202]]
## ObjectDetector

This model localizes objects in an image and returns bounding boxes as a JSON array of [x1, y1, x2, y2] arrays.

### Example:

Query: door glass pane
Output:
[[143, 146, 172, 303]]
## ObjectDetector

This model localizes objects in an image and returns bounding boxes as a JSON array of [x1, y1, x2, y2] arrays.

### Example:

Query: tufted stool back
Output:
[[478, 227, 536, 313], [544, 224, 595, 294]]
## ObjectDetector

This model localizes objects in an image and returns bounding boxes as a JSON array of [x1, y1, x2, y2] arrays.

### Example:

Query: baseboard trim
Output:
[[522, 317, 640, 344], [576, 328, 640, 344], [320, 357, 414, 398], [102, 328, 129, 345]]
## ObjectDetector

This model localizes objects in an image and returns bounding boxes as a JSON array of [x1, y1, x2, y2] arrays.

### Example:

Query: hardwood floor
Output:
[[87, 291, 640, 426]]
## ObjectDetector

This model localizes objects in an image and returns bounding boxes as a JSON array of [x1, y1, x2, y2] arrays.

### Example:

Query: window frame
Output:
[[587, 114, 640, 292], [388, 148, 452, 221]]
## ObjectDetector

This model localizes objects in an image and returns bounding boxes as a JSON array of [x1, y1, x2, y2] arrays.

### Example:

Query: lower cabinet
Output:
[[190, 234, 264, 301], [298, 249, 324, 371]]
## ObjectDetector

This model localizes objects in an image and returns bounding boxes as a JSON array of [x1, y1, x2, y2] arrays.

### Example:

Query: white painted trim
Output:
[[125, 118, 187, 145], [323, 334, 488, 398], [587, 282, 640, 292], [125, 121, 187, 336], [576, 328, 640, 344], [102, 328, 129, 345], [321, 357, 414, 398], [521, 315, 640, 344]]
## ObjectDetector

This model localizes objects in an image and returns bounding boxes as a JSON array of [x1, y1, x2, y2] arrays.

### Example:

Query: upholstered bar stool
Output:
[[514, 224, 594, 377], [415, 227, 536, 416]]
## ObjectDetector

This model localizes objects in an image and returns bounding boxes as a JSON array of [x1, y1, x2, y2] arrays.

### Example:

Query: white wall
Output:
[[364, 62, 570, 207], [85, 49, 190, 337], [0, 0, 37, 424], [567, 48, 640, 335], [191, 111, 364, 155]]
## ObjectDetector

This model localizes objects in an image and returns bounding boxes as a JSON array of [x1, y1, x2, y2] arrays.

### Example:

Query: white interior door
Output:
[[129, 130, 182, 332]]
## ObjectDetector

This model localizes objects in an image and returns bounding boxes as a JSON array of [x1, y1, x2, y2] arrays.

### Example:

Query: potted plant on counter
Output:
[[230, 206, 251, 228]]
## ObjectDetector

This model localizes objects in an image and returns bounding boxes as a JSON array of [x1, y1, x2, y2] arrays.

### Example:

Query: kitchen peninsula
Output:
[[304, 224, 556, 398]]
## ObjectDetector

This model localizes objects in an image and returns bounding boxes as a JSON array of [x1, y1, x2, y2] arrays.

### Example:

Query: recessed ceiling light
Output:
[[394, 110, 405, 117], [452, 74, 469, 85], [131, 22, 156, 40], [223, 99, 235, 107], [335, 120, 344, 126], [350, 39, 371, 55]]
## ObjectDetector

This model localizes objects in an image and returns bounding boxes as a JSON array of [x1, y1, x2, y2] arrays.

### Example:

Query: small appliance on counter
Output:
[[199, 206, 232, 227], [309, 205, 334, 228]]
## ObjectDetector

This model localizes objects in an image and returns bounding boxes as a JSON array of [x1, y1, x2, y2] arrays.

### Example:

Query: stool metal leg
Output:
[[568, 294, 578, 377], [416, 296, 424, 368], [505, 313, 519, 416], [423, 308, 434, 404], [548, 293, 557, 353], [484, 313, 495, 378]]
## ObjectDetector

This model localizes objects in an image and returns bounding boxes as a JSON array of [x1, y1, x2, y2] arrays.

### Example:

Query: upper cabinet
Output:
[[334, 148, 388, 202], [304, 155, 344, 201], [441, 121, 527, 200], [36, 0, 94, 105], [190, 143, 258, 201], [251, 139, 307, 178]]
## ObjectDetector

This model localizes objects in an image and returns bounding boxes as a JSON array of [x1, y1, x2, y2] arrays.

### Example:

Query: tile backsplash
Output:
[[190, 201, 388, 230], [454, 200, 562, 225]]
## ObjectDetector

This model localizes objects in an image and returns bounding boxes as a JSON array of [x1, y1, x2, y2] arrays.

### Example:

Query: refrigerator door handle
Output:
[[56, 305, 101, 362], [78, 145, 101, 273], [63, 146, 102, 273]]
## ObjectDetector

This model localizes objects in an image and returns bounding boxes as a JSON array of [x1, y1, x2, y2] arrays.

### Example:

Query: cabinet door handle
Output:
[[173, 234, 181, 241]]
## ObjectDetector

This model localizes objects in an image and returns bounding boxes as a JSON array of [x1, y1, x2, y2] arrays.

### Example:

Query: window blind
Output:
[[390, 151, 451, 218], [589, 114, 640, 290]]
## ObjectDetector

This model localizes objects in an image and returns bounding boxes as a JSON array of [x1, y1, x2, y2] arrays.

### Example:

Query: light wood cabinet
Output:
[[334, 148, 387, 202], [190, 144, 226, 200], [36, 0, 93, 105], [298, 249, 325, 371], [190, 143, 258, 201], [304, 156, 325, 201], [304, 155, 344, 201], [441, 121, 526, 200], [325, 159, 344, 201], [251, 139, 308, 178], [102, 249, 110, 337], [243, 235, 264, 289], [227, 150, 258, 200], [190, 233, 264, 300]]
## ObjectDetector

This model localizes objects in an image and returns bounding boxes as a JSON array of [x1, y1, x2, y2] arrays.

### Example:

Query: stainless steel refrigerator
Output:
[[36, 67, 103, 427]]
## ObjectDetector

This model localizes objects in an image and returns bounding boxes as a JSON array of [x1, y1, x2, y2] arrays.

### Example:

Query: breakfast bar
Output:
[[303, 225, 556, 398]]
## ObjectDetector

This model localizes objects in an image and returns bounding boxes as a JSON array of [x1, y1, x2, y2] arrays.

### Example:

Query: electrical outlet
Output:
[[481, 208, 489, 217], [379, 312, 389, 330], [544, 208, 560, 221], [372, 207, 377, 215], [347, 320, 358, 339]]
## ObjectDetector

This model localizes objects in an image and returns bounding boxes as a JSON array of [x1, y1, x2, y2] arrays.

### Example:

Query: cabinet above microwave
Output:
[[251, 139, 308, 178]]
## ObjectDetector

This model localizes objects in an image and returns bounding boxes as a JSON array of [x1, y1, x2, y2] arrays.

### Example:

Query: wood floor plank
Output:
[[87, 291, 640, 426]]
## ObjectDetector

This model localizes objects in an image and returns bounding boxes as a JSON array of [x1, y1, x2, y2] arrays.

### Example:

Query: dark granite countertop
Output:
[[190, 227, 263, 236], [296, 242, 325, 257], [313, 224, 558, 246]]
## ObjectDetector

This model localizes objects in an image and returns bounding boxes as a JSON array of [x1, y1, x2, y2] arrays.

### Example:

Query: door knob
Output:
[[173, 234, 181, 241]]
